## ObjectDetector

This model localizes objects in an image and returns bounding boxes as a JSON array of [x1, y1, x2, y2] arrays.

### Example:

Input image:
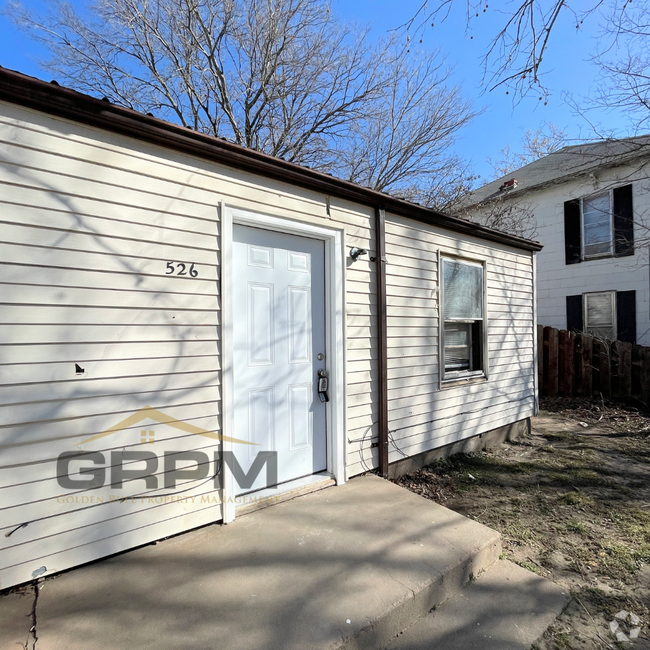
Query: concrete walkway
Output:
[[0, 475, 558, 650]]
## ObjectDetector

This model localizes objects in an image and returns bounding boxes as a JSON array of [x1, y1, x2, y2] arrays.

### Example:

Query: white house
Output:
[[461, 137, 650, 345], [0, 68, 541, 590]]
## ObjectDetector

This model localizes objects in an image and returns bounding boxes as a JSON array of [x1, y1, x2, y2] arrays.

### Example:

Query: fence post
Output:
[[611, 341, 621, 397], [592, 340, 602, 397], [542, 326, 550, 397], [600, 341, 611, 399], [558, 330, 574, 396], [641, 347, 650, 408], [618, 342, 633, 396], [575, 334, 593, 397], [547, 327, 559, 397], [633, 345, 644, 397], [575, 334, 583, 396], [538, 324, 544, 400], [591, 341, 612, 399]]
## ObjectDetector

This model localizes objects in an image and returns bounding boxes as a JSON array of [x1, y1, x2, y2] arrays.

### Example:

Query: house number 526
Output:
[[166, 262, 199, 277]]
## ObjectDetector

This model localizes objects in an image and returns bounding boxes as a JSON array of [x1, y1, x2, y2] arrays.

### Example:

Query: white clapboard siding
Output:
[[1, 498, 224, 590], [1, 358, 221, 388], [0, 101, 379, 590], [0, 418, 221, 497], [0, 98, 537, 590], [0, 372, 221, 409], [342, 213, 536, 472]]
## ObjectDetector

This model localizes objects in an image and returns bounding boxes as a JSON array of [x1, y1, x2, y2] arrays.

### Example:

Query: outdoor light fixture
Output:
[[349, 247, 368, 261]]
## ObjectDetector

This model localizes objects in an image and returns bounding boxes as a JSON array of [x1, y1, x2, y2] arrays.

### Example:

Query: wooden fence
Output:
[[538, 325, 650, 404]]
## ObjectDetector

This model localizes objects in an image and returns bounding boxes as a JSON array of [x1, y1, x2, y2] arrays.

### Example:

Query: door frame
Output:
[[221, 204, 346, 522]]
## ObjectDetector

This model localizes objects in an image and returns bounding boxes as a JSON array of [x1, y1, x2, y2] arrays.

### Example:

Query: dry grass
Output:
[[394, 398, 650, 649]]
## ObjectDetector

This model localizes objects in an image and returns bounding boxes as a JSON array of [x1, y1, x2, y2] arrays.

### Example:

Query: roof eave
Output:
[[465, 152, 650, 209], [0, 68, 543, 253]]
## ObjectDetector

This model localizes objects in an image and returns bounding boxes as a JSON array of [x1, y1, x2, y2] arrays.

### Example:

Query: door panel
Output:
[[288, 286, 312, 363], [233, 224, 327, 494], [248, 283, 274, 365]]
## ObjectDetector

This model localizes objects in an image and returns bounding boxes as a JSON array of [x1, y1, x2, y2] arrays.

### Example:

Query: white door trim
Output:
[[221, 204, 346, 523]]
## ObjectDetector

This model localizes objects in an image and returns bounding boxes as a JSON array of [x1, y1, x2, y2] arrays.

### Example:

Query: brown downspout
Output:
[[375, 206, 389, 478]]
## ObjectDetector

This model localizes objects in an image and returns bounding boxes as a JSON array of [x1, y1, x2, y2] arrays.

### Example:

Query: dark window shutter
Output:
[[616, 290, 636, 343], [566, 295, 583, 333], [613, 184, 634, 257], [564, 199, 581, 264]]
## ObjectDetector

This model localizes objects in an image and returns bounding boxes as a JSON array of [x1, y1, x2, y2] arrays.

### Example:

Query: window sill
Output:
[[580, 252, 614, 262], [440, 373, 488, 389]]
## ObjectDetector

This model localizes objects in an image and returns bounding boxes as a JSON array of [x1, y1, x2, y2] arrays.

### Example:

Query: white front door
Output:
[[232, 224, 327, 494]]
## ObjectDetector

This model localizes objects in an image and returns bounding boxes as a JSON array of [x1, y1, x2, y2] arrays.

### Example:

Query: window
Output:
[[584, 291, 616, 339], [566, 290, 636, 343], [564, 184, 634, 264], [582, 192, 613, 258], [441, 257, 486, 379]]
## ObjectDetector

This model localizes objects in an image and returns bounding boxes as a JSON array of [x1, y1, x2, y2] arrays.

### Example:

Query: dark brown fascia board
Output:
[[0, 67, 542, 252]]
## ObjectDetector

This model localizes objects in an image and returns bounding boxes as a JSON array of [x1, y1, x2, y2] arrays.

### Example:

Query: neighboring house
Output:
[[0, 68, 541, 590], [460, 137, 650, 345]]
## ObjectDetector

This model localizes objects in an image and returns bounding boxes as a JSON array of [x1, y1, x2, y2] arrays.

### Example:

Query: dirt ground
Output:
[[394, 397, 650, 649]]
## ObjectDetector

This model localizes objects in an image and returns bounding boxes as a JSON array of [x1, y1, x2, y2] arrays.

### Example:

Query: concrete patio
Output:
[[0, 475, 568, 650]]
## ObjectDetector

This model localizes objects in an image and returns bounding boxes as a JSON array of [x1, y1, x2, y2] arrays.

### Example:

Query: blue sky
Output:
[[334, 0, 631, 181], [0, 0, 632, 181]]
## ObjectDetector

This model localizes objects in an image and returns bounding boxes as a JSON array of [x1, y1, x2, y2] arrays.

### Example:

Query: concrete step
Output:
[[0, 475, 502, 650], [384, 559, 571, 650]]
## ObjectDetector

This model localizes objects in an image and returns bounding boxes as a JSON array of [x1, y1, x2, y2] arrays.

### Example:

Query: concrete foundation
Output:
[[388, 418, 531, 480]]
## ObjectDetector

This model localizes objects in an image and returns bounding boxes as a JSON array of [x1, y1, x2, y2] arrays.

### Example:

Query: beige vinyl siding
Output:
[[0, 105, 223, 590], [345, 214, 535, 476], [0, 98, 535, 589], [0, 102, 376, 588]]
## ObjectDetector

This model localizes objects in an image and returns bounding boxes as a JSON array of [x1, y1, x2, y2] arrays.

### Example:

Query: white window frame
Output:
[[581, 190, 614, 260], [583, 290, 617, 341], [439, 254, 488, 385]]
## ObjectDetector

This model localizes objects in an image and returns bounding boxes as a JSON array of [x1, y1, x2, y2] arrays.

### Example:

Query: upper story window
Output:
[[441, 257, 486, 381], [564, 184, 634, 264], [582, 192, 613, 258]]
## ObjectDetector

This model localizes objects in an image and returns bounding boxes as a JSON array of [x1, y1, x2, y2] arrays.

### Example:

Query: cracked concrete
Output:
[[26, 582, 39, 650], [0, 584, 36, 650]]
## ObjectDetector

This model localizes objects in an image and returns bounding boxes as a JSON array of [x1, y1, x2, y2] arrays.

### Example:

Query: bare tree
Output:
[[340, 50, 476, 193], [399, 1, 633, 101], [393, 157, 478, 212], [488, 123, 567, 178], [5, 0, 476, 197], [588, 2, 650, 131], [454, 195, 538, 239]]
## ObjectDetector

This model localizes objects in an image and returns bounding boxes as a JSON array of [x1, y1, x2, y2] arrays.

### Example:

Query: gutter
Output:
[[375, 207, 389, 478], [0, 67, 542, 253]]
